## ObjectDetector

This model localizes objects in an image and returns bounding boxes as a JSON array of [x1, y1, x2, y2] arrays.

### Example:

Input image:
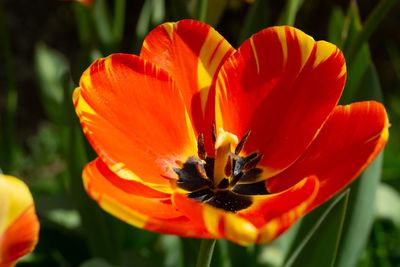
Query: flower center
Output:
[[173, 126, 270, 212]]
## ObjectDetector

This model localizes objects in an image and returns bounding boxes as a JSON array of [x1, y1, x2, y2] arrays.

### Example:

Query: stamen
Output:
[[211, 122, 217, 144], [197, 133, 207, 160], [174, 126, 270, 213], [235, 130, 251, 155], [217, 178, 229, 189], [238, 168, 263, 183], [243, 153, 263, 170]]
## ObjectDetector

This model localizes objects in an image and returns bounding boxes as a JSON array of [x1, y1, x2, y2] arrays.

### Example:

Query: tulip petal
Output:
[[172, 175, 318, 245], [216, 26, 346, 178], [239, 175, 319, 243], [141, 19, 235, 151], [0, 175, 39, 266], [172, 193, 259, 245], [74, 54, 198, 191], [267, 101, 389, 210], [83, 159, 208, 237]]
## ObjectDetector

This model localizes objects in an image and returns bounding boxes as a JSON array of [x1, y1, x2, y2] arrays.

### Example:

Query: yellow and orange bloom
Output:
[[0, 175, 39, 267], [73, 20, 389, 245]]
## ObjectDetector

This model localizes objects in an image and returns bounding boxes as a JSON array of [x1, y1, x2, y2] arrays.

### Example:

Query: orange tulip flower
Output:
[[0, 175, 39, 267], [74, 20, 389, 245]]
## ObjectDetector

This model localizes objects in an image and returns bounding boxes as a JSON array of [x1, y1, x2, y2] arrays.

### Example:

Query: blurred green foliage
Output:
[[1, 0, 399, 266]]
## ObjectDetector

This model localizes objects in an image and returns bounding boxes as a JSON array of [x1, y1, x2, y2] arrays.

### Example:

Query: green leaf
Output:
[[196, 0, 209, 22], [259, 221, 301, 267], [205, 0, 229, 26], [334, 154, 384, 267], [339, 2, 370, 104], [73, 3, 92, 46], [35, 43, 69, 124], [238, 0, 270, 44], [284, 190, 350, 267], [92, 0, 115, 51], [214, 240, 231, 267], [332, 3, 387, 266], [227, 243, 259, 267], [344, 0, 398, 64], [277, 0, 304, 26], [375, 183, 400, 225], [159, 235, 184, 267], [151, 0, 166, 25], [170, 0, 190, 21], [327, 7, 345, 47]]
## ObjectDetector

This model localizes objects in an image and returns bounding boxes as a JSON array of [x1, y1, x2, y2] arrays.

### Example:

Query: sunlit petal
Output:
[[267, 101, 389, 210], [74, 54, 198, 191], [216, 26, 346, 178], [141, 19, 235, 152]]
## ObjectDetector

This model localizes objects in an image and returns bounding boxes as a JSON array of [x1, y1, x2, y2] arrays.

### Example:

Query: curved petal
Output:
[[238, 175, 319, 243], [0, 175, 39, 266], [172, 193, 259, 245], [267, 101, 389, 210], [172, 175, 318, 245], [74, 54, 198, 191], [141, 19, 235, 152], [83, 159, 207, 237], [216, 26, 346, 178]]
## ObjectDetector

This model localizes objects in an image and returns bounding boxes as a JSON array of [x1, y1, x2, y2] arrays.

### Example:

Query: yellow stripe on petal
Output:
[[276, 27, 288, 65], [223, 213, 258, 246], [162, 22, 175, 39], [276, 26, 315, 71], [203, 205, 221, 237], [291, 28, 315, 70], [197, 31, 234, 113], [99, 195, 148, 229], [249, 37, 260, 74], [314, 41, 347, 78], [202, 205, 258, 246]]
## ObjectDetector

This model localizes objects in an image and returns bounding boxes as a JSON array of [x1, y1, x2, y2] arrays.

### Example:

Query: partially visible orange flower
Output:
[[74, 20, 389, 245], [0, 175, 39, 267]]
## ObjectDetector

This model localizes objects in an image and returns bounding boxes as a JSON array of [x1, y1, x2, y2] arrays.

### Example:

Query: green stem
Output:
[[345, 0, 398, 63], [196, 0, 208, 22], [73, 3, 91, 46], [195, 239, 216, 267], [113, 0, 126, 44], [278, 0, 304, 26]]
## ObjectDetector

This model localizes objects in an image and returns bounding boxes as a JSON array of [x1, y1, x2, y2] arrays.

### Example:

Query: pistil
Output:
[[173, 126, 270, 212]]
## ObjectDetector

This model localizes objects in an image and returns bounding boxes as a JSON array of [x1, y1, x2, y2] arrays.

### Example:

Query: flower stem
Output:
[[113, 0, 126, 44], [196, 0, 208, 22], [195, 239, 216, 267]]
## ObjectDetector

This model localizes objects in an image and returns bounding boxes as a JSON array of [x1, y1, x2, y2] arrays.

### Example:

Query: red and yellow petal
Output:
[[0, 175, 39, 267], [83, 158, 208, 237], [216, 26, 346, 178], [172, 175, 318, 245], [74, 54, 198, 192], [141, 19, 235, 151], [239, 175, 319, 243], [267, 101, 389, 211], [172, 193, 259, 245]]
